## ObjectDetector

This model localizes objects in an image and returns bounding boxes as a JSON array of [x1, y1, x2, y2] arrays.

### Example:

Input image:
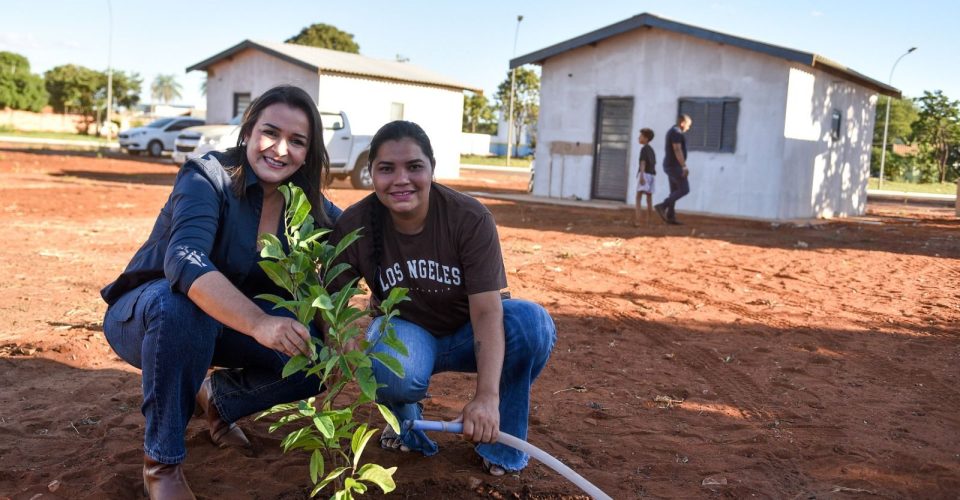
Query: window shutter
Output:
[[678, 98, 739, 153], [721, 101, 739, 152]]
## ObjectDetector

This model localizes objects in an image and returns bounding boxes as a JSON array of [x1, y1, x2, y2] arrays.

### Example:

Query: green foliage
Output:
[[873, 96, 919, 146], [463, 93, 495, 134], [0, 51, 47, 112], [912, 90, 960, 183], [43, 64, 141, 134], [151, 74, 182, 104], [494, 67, 540, 155], [286, 23, 360, 53], [256, 184, 410, 498]]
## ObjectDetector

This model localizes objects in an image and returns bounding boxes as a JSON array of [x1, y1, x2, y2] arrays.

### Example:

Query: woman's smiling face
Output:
[[371, 137, 434, 225], [244, 103, 310, 189]]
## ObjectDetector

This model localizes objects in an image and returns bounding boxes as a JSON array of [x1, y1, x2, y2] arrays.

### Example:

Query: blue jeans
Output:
[[367, 299, 556, 471], [660, 168, 690, 219], [102, 279, 323, 464]]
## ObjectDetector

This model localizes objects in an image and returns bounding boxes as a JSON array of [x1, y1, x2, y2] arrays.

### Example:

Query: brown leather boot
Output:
[[143, 454, 196, 500], [195, 376, 251, 450]]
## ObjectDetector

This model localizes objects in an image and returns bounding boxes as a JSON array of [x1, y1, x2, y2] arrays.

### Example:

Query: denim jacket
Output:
[[101, 150, 341, 308]]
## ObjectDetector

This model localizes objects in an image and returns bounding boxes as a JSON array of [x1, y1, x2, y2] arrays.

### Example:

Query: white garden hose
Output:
[[407, 419, 613, 500]]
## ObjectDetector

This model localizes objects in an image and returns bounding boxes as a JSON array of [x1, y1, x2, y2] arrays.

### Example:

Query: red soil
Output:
[[1, 148, 957, 499]]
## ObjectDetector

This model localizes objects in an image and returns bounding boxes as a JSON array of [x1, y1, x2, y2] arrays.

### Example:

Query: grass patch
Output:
[[868, 178, 956, 195], [0, 128, 108, 143], [460, 154, 532, 168]]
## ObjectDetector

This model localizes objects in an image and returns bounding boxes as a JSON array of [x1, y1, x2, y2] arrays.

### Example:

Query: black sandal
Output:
[[379, 425, 410, 452]]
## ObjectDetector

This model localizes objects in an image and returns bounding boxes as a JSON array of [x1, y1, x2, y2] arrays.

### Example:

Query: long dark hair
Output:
[[227, 85, 331, 227], [366, 121, 436, 296]]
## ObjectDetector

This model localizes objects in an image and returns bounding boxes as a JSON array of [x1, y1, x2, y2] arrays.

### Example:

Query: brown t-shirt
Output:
[[330, 183, 507, 336]]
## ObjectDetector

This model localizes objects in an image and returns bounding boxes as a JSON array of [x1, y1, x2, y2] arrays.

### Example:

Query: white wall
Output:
[[461, 132, 493, 156], [782, 66, 877, 218], [317, 75, 465, 179], [533, 28, 792, 218], [205, 50, 319, 124]]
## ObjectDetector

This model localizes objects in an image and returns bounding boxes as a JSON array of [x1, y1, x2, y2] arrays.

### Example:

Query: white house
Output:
[[186, 40, 481, 179], [513, 13, 900, 220]]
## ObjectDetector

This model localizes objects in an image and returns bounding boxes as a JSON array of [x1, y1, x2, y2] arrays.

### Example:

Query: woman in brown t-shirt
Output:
[[330, 120, 556, 476]]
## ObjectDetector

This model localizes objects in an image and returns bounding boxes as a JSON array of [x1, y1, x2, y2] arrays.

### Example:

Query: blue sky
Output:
[[2, 0, 956, 110]]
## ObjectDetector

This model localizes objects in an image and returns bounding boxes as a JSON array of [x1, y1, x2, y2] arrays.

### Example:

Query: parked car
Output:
[[321, 111, 374, 189], [118, 117, 205, 157], [173, 111, 374, 189], [172, 115, 241, 166]]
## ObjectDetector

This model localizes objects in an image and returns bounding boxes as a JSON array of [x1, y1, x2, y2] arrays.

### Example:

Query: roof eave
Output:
[[186, 40, 319, 74], [811, 56, 901, 98], [509, 12, 900, 98]]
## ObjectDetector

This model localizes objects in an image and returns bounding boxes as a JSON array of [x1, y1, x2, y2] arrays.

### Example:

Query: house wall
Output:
[[781, 66, 877, 218], [205, 49, 320, 124], [534, 28, 792, 218], [534, 27, 885, 220], [316, 75, 465, 179]]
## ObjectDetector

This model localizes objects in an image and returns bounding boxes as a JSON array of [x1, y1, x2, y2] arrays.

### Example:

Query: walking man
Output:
[[655, 114, 692, 225]]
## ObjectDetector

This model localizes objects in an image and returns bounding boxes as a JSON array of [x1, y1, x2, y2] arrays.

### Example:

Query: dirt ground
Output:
[[0, 147, 958, 499]]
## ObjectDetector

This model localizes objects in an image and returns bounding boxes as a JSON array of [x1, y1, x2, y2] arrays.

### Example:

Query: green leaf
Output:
[[301, 227, 332, 244], [322, 408, 353, 426], [316, 466, 349, 491], [379, 287, 411, 313], [370, 352, 404, 379], [333, 228, 363, 261], [357, 463, 398, 494], [298, 400, 316, 416], [382, 330, 409, 357], [351, 426, 379, 469], [345, 477, 367, 494], [355, 367, 378, 401], [253, 293, 286, 305], [312, 293, 334, 310], [377, 404, 401, 435], [258, 260, 294, 293], [313, 415, 335, 439], [290, 189, 312, 229], [350, 423, 369, 456], [323, 262, 354, 285], [256, 401, 299, 419], [258, 233, 285, 260], [309, 449, 323, 484], [282, 354, 310, 378], [331, 279, 361, 313], [338, 308, 369, 332]]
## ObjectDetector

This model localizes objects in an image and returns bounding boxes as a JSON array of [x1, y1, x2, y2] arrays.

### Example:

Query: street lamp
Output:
[[506, 15, 523, 167], [878, 46, 916, 189], [105, 0, 114, 141]]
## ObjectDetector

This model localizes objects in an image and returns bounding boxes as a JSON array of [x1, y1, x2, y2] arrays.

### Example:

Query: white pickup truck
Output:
[[173, 111, 373, 189]]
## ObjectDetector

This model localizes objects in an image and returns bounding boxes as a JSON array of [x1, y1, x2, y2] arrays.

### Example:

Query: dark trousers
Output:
[[102, 279, 323, 464], [660, 168, 690, 219]]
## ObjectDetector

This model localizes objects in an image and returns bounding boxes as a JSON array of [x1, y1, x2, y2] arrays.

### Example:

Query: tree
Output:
[[44, 64, 141, 134], [873, 96, 919, 146], [0, 51, 48, 112], [494, 67, 540, 156], [912, 90, 960, 183], [151, 74, 182, 104], [462, 93, 494, 134], [286, 23, 360, 53], [870, 96, 919, 179]]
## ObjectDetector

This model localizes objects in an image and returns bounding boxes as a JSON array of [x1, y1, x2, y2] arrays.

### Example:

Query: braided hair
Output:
[[365, 121, 436, 298]]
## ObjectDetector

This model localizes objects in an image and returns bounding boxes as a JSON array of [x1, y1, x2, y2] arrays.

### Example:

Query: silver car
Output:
[[172, 116, 241, 165], [118, 117, 205, 157]]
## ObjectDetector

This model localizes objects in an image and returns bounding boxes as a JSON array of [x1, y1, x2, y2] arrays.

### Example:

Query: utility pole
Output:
[[506, 15, 523, 167], [878, 46, 916, 189], [105, 0, 114, 141]]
